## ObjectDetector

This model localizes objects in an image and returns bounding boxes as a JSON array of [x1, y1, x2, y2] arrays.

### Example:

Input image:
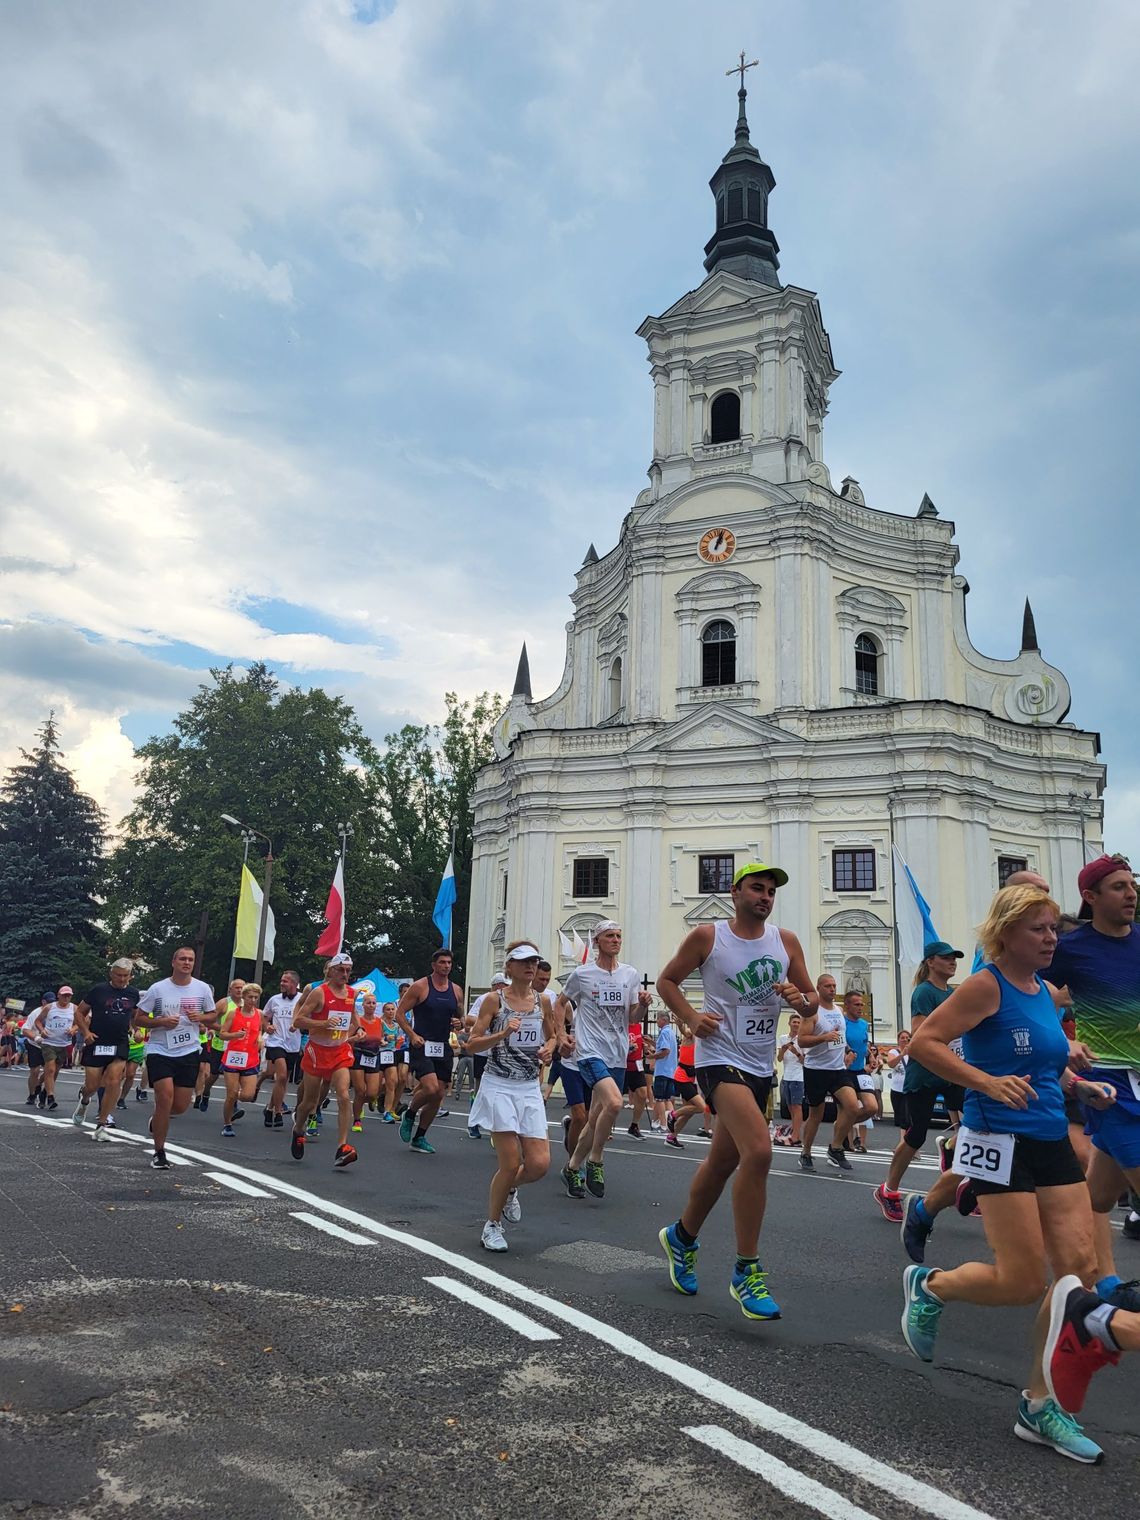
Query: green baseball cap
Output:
[[732, 861, 790, 888]]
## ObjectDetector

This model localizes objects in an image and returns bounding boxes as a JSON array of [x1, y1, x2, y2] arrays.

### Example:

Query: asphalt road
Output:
[[1, 1066, 1137, 1519]]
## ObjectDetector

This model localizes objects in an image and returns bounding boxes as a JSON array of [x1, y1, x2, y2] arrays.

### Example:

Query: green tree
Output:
[[373, 691, 503, 983], [0, 715, 107, 999], [106, 664, 392, 991]]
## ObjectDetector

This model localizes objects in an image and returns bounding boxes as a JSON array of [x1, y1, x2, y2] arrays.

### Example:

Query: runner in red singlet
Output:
[[217, 982, 265, 1137], [289, 953, 360, 1167]]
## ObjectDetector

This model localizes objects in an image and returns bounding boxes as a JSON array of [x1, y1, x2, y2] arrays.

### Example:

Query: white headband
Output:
[[505, 944, 541, 962], [593, 920, 621, 936], [328, 953, 353, 968]]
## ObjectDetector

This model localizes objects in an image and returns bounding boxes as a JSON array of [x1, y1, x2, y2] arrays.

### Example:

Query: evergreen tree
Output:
[[0, 715, 107, 1000]]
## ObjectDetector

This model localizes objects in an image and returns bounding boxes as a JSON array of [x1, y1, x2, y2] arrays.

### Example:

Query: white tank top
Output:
[[803, 1005, 847, 1070], [695, 919, 789, 1079]]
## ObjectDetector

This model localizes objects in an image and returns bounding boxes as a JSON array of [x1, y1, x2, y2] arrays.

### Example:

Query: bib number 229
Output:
[[953, 1126, 1014, 1187]]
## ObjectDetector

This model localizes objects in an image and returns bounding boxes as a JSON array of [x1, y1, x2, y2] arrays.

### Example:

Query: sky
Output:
[[2, 0, 1138, 858]]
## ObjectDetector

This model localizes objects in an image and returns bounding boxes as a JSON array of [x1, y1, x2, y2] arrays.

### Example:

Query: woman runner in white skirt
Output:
[[467, 940, 557, 1251]]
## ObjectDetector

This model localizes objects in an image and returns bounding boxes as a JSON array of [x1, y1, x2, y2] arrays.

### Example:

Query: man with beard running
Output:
[[395, 950, 466, 1154], [289, 953, 361, 1168], [656, 863, 817, 1321]]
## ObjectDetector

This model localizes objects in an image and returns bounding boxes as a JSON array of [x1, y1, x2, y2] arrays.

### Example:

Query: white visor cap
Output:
[[504, 944, 541, 962]]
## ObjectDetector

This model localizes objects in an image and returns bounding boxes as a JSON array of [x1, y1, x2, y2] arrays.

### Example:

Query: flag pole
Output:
[[229, 830, 253, 984], [888, 798, 904, 1036], [336, 822, 354, 956], [448, 824, 456, 951]]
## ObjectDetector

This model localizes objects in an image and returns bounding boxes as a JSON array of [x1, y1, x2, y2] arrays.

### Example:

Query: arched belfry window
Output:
[[854, 633, 880, 696], [727, 183, 744, 223], [701, 620, 737, 687], [608, 657, 622, 717], [709, 391, 740, 444]]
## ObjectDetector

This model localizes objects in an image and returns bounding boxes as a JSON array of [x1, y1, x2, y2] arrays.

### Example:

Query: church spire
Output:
[[703, 54, 780, 287], [1020, 599, 1040, 653], [512, 643, 532, 700]]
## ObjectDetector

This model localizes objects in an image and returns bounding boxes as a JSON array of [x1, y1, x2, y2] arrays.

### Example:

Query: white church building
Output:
[[467, 83, 1105, 1031]]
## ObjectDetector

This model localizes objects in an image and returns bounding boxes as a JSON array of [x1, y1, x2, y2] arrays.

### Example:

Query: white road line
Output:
[[204, 1171, 272, 1198], [0, 1105, 999, 1519], [425, 1275, 561, 1341], [290, 1211, 375, 1244], [684, 1425, 881, 1520]]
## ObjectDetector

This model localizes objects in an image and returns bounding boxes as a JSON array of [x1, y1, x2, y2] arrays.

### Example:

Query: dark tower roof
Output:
[[1020, 600, 1040, 653], [702, 84, 780, 286], [512, 643, 532, 700], [582, 543, 599, 565]]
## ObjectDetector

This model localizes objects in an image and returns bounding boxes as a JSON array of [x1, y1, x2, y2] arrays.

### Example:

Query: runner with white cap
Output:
[[556, 920, 652, 1200], [288, 952, 361, 1168], [33, 986, 79, 1110], [656, 862, 818, 1322], [467, 940, 557, 1250]]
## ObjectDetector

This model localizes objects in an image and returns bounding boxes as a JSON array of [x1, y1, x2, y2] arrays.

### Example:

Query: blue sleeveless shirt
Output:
[[962, 966, 1069, 1140]]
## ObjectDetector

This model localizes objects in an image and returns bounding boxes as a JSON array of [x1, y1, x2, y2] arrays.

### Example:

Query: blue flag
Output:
[[432, 852, 457, 948]]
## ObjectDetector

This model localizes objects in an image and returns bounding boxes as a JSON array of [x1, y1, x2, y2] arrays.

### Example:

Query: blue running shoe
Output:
[[901, 1264, 943, 1361], [658, 1223, 698, 1295], [901, 1193, 935, 1264], [730, 1262, 780, 1320], [1101, 1278, 1140, 1312], [399, 1109, 415, 1144], [1014, 1396, 1103, 1464], [380, 1110, 395, 1124]]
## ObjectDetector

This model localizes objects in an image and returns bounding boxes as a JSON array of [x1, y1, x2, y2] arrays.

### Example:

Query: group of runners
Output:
[[12, 851, 1140, 1465]]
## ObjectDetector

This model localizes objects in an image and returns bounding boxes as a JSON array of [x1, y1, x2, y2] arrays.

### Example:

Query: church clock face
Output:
[[698, 527, 736, 564]]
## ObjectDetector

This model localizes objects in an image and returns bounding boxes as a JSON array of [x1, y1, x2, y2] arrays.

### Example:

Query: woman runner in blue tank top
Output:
[[903, 885, 1140, 1463]]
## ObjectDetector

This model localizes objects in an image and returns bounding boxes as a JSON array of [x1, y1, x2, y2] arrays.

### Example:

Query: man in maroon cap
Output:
[[1047, 854, 1140, 1312]]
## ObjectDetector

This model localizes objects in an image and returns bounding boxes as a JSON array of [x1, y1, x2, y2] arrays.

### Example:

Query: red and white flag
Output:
[[315, 856, 345, 957]]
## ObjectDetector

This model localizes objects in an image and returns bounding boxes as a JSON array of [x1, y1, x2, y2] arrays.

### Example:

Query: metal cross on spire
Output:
[[726, 50, 759, 90]]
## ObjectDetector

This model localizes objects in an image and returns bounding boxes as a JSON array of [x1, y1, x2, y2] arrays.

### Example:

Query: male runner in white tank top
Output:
[[656, 862, 818, 1321]]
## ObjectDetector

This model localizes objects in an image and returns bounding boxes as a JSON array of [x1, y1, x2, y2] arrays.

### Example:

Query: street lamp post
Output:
[[1068, 791, 1092, 864], [220, 813, 275, 988]]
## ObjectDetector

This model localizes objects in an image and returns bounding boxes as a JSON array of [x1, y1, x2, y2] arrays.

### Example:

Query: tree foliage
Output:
[[0, 716, 107, 999]]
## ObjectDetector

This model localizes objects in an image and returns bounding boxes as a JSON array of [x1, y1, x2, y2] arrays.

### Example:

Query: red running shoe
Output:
[[334, 1143, 358, 1169], [290, 1129, 305, 1161], [1044, 1274, 1120, 1414], [873, 1183, 904, 1223]]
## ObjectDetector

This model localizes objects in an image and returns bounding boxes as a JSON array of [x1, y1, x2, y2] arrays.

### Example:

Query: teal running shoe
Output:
[[399, 1109, 415, 1144], [1014, 1396, 1103, 1464], [901, 1264, 943, 1361], [658, 1223, 699, 1296], [730, 1262, 781, 1321], [410, 1135, 435, 1154]]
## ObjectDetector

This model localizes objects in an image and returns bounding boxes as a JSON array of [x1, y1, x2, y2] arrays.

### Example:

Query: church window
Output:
[[854, 633, 880, 695], [747, 185, 761, 223], [698, 854, 734, 894], [709, 391, 740, 444], [701, 620, 736, 686], [833, 849, 876, 892], [502, 872, 509, 911], [997, 855, 1028, 887], [608, 657, 622, 718], [727, 184, 744, 223], [573, 858, 609, 898], [716, 193, 726, 228]]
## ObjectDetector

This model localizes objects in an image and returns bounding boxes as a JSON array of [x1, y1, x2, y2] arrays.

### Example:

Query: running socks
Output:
[[735, 1255, 760, 1275], [915, 1198, 933, 1227], [414, 1125, 428, 1142], [1084, 1302, 1120, 1352], [674, 1219, 698, 1248]]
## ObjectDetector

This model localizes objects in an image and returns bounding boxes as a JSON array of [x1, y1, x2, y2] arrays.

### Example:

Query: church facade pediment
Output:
[[626, 704, 796, 756], [684, 894, 734, 924]]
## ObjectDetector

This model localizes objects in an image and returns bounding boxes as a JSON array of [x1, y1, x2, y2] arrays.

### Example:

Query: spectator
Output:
[[776, 1014, 805, 1147]]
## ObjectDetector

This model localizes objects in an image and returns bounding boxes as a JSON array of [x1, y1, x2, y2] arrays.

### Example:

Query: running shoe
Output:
[[280, 1102, 291, 1115], [306, 1117, 319, 1139], [231, 1107, 245, 1123], [24, 1093, 38, 1105], [502, 1189, 522, 1224], [381, 1110, 395, 1124], [666, 1112, 676, 1136], [410, 1135, 435, 1154], [731, 1262, 781, 1321], [955, 1178, 980, 1216], [826, 1145, 852, 1172], [468, 1123, 482, 1140], [901, 1265, 943, 1362], [290, 1129, 306, 1161], [221, 1124, 236, 1138], [851, 1138, 865, 1154], [334, 1144, 358, 1168], [900, 1194, 934, 1264], [1123, 1214, 1140, 1242], [627, 1123, 644, 1140], [698, 1128, 714, 1139], [657, 1222, 699, 1295], [351, 1121, 363, 1133], [36, 1091, 46, 1108], [72, 1094, 90, 1126], [665, 1132, 684, 1149], [92, 1123, 112, 1143], [263, 1109, 274, 1128], [399, 1109, 416, 1144], [561, 1164, 585, 1199], [937, 1132, 956, 1173], [104, 1115, 116, 1129], [199, 1093, 209, 1111], [873, 1184, 904, 1223], [151, 1151, 172, 1170], [650, 1120, 663, 1133], [585, 1160, 605, 1198], [481, 1219, 508, 1252], [314, 1109, 323, 1126], [273, 1114, 283, 1129], [437, 1108, 450, 1118], [135, 1089, 148, 1102], [1101, 1279, 1140, 1312], [45, 1096, 57, 1110], [1014, 1395, 1103, 1464], [116, 1099, 126, 1110], [798, 1151, 814, 1172], [1044, 1275, 1120, 1414]]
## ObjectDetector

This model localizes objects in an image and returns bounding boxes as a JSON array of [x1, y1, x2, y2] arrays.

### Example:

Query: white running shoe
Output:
[[93, 1124, 112, 1143], [481, 1219, 508, 1252], [72, 1095, 90, 1126], [502, 1189, 522, 1224]]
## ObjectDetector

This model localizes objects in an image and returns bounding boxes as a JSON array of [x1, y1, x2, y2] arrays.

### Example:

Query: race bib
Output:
[[509, 1020, 542, 1051], [380, 1051, 395, 1067], [168, 1027, 197, 1051], [94, 1044, 117, 1058], [1128, 1070, 1140, 1102], [225, 1050, 250, 1070], [597, 985, 626, 1008], [358, 1052, 378, 1069], [735, 1008, 777, 1043], [953, 1125, 1014, 1187], [327, 1010, 352, 1036], [630, 1058, 643, 1071], [423, 1040, 445, 1059], [856, 1073, 876, 1091]]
